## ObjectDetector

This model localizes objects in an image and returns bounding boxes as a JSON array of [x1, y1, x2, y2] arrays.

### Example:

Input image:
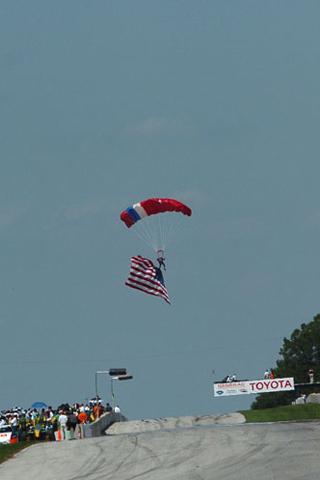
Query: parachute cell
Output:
[[120, 198, 192, 228]]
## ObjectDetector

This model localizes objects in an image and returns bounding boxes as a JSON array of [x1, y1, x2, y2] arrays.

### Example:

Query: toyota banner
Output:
[[213, 377, 294, 397]]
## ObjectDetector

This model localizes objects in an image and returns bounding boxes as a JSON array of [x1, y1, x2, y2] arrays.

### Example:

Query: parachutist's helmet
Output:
[[157, 249, 165, 260]]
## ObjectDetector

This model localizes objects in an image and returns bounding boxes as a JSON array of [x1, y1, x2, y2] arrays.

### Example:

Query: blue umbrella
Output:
[[31, 402, 47, 409]]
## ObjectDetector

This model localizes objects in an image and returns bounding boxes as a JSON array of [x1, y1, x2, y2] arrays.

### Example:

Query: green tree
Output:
[[251, 313, 320, 409]]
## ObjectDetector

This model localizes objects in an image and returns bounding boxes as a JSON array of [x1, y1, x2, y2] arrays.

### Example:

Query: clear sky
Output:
[[1, 1, 320, 419]]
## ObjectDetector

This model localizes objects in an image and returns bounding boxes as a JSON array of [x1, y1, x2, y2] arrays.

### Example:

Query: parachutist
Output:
[[156, 249, 166, 270], [155, 266, 165, 286], [157, 257, 166, 270]]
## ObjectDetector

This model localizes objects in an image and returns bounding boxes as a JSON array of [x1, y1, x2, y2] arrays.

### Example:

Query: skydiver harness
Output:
[[156, 249, 166, 270]]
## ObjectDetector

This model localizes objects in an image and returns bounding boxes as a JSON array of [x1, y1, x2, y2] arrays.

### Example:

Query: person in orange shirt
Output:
[[78, 412, 88, 424], [94, 404, 103, 418]]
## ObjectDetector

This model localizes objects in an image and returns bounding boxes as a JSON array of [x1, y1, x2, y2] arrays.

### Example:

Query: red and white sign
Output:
[[214, 377, 294, 397], [247, 377, 294, 394]]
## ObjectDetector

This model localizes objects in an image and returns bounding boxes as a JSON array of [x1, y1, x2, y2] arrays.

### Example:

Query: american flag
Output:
[[125, 255, 171, 304]]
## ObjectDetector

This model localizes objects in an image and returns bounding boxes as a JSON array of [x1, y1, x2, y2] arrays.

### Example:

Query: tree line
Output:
[[251, 313, 320, 409]]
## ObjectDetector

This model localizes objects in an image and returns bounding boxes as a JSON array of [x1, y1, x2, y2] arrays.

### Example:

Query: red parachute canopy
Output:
[[120, 198, 192, 228]]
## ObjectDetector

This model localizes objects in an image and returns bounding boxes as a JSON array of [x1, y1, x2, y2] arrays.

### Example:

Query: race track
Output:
[[1, 414, 320, 480]]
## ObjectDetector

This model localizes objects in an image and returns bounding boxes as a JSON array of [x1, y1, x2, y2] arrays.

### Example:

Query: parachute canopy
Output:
[[120, 198, 192, 228]]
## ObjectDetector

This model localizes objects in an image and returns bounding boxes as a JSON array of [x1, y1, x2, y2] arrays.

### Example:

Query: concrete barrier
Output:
[[81, 411, 126, 438], [306, 393, 320, 404], [294, 393, 320, 405]]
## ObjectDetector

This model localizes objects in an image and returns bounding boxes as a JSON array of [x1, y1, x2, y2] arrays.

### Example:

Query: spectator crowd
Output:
[[0, 398, 117, 441]]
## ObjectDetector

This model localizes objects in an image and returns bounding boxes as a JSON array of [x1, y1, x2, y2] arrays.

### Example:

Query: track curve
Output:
[[1, 415, 320, 480]]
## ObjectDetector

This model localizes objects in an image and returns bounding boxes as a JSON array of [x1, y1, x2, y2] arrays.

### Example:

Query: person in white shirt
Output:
[[10, 415, 18, 428], [58, 411, 68, 440]]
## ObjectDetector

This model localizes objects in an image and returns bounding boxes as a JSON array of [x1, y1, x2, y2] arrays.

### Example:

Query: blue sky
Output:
[[1, 1, 320, 419]]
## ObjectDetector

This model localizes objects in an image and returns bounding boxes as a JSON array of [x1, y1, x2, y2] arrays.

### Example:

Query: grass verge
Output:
[[0, 442, 36, 465], [239, 403, 320, 423]]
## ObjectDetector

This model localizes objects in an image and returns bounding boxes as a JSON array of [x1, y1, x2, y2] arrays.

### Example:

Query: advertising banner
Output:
[[214, 377, 294, 397], [214, 382, 250, 396]]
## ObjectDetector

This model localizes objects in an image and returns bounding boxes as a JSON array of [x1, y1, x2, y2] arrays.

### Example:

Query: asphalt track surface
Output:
[[1, 413, 320, 480]]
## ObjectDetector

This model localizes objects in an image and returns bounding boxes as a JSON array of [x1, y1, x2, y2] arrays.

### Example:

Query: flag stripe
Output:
[[127, 272, 165, 291], [125, 255, 171, 304], [125, 272, 170, 301], [125, 279, 170, 303], [125, 275, 169, 299]]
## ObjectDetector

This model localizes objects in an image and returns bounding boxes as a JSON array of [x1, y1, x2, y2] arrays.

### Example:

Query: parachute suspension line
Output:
[[154, 213, 175, 251], [161, 214, 176, 248], [159, 214, 169, 250], [132, 218, 157, 251], [156, 213, 166, 251], [134, 216, 166, 251], [156, 212, 177, 252], [129, 214, 177, 253], [153, 213, 174, 251]]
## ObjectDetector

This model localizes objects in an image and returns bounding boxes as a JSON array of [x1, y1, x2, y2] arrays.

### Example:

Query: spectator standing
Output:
[[78, 412, 88, 424], [46, 406, 54, 421], [39, 409, 47, 427], [10, 414, 18, 433], [308, 368, 314, 384], [51, 411, 59, 434], [264, 369, 270, 379], [58, 411, 68, 440], [67, 411, 78, 432], [31, 409, 39, 425], [18, 414, 27, 441], [94, 403, 103, 419]]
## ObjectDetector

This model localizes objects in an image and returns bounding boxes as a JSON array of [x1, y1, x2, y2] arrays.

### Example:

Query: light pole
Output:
[[95, 370, 109, 400], [110, 374, 133, 409], [94, 368, 132, 408], [111, 376, 115, 408]]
